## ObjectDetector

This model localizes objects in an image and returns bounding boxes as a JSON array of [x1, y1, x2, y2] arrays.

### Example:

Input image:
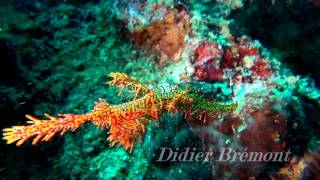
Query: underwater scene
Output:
[[0, 0, 320, 179]]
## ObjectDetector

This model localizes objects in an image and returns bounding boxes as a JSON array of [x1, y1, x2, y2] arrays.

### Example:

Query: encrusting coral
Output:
[[131, 6, 191, 66], [2, 72, 237, 152]]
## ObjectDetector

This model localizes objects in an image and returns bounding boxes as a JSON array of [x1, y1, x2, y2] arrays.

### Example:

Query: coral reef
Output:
[[230, 0, 320, 85], [0, 0, 319, 179], [277, 152, 320, 179], [193, 36, 273, 83]]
